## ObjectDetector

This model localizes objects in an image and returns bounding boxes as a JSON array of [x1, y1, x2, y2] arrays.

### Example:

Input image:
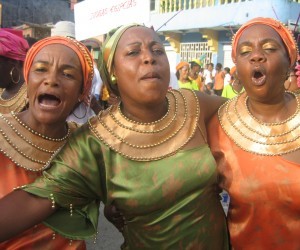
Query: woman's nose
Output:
[[44, 72, 59, 86], [143, 51, 155, 65], [250, 49, 266, 63]]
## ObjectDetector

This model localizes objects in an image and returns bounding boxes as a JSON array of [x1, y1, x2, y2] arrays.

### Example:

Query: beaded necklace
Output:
[[89, 89, 199, 161], [0, 83, 28, 113], [0, 112, 75, 171], [218, 91, 300, 155]]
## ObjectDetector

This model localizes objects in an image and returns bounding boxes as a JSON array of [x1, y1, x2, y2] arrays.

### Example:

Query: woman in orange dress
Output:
[[208, 17, 300, 249], [0, 36, 94, 249]]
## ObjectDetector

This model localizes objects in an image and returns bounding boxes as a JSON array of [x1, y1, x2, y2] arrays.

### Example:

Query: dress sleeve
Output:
[[23, 124, 106, 240]]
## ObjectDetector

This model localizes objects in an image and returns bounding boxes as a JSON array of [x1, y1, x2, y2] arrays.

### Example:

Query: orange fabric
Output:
[[0, 154, 86, 250], [208, 115, 300, 249], [176, 61, 189, 71], [214, 71, 225, 90], [23, 36, 94, 104], [232, 17, 297, 67]]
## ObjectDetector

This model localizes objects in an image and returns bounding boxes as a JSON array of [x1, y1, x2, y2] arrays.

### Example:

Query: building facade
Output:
[[149, 0, 300, 71]]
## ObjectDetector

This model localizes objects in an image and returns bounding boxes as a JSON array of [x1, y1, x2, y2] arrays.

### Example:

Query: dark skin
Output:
[[234, 24, 300, 164], [0, 26, 225, 241], [105, 26, 226, 231], [105, 25, 300, 231], [0, 56, 25, 100], [178, 65, 190, 83], [0, 44, 85, 241]]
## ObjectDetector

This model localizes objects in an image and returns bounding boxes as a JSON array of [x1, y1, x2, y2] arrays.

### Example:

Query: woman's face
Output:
[[179, 66, 190, 80], [113, 26, 170, 107], [235, 24, 290, 102], [27, 44, 83, 125]]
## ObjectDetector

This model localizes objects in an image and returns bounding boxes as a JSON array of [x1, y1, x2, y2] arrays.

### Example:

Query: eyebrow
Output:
[[33, 60, 79, 69], [126, 40, 162, 47], [239, 38, 279, 46]]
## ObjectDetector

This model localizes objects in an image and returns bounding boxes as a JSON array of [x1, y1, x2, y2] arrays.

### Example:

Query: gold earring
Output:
[[10, 67, 20, 84], [111, 75, 117, 85]]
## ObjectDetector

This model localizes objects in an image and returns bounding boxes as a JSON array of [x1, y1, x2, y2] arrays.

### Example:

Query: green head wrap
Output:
[[100, 23, 142, 96]]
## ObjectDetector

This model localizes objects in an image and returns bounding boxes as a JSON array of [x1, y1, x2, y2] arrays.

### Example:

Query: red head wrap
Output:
[[232, 17, 298, 67], [23, 36, 94, 104], [0, 28, 29, 61]]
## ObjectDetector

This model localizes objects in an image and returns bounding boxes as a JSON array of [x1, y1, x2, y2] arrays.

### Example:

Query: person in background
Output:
[[203, 62, 215, 91], [284, 66, 299, 92], [213, 63, 225, 96], [0, 24, 229, 249], [208, 17, 300, 249], [176, 61, 199, 90], [0, 36, 94, 249], [221, 66, 244, 99], [189, 58, 203, 91], [223, 67, 231, 87], [0, 29, 29, 113], [168, 70, 179, 90]]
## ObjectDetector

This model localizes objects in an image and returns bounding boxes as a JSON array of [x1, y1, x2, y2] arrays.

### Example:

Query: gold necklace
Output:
[[110, 92, 178, 134], [89, 89, 199, 161], [0, 113, 75, 171], [218, 91, 300, 155], [12, 112, 71, 141]]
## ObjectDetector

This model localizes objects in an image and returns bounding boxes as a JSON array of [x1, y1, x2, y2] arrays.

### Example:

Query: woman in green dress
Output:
[[0, 24, 229, 249]]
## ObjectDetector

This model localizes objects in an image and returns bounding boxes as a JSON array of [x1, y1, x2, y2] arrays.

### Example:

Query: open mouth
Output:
[[38, 93, 61, 107], [252, 69, 266, 86]]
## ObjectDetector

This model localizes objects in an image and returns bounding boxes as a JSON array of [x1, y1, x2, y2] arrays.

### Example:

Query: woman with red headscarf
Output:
[[208, 17, 300, 248], [0, 29, 29, 113], [0, 36, 94, 249]]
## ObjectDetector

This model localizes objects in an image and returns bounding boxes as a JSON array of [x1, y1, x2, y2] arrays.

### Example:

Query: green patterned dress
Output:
[[23, 90, 229, 249]]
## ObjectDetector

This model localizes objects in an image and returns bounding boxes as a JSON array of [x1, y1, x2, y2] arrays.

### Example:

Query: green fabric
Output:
[[24, 124, 229, 249], [178, 80, 199, 91], [221, 84, 244, 99]]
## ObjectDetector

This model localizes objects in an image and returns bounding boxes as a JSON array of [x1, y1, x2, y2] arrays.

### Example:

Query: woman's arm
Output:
[[0, 190, 55, 242], [196, 91, 227, 123]]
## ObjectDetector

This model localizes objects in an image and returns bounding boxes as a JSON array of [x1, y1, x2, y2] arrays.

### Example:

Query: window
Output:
[[150, 0, 156, 11]]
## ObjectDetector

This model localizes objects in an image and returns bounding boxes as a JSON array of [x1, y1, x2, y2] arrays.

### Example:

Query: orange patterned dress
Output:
[[0, 113, 85, 250], [208, 92, 300, 249]]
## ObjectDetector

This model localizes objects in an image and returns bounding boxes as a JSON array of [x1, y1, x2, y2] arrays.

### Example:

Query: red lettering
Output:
[[109, 0, 137, 14], [89, 8, 108, 20]]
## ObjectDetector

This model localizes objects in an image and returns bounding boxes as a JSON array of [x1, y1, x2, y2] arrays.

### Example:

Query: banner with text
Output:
[[74, 0, 150, 41]]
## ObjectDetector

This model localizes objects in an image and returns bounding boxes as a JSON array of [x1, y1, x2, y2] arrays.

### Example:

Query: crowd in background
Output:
[[175, 58, 300, 97]]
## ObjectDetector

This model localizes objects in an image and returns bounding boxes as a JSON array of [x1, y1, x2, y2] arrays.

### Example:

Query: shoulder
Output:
[[194, 91, 227, 123]]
